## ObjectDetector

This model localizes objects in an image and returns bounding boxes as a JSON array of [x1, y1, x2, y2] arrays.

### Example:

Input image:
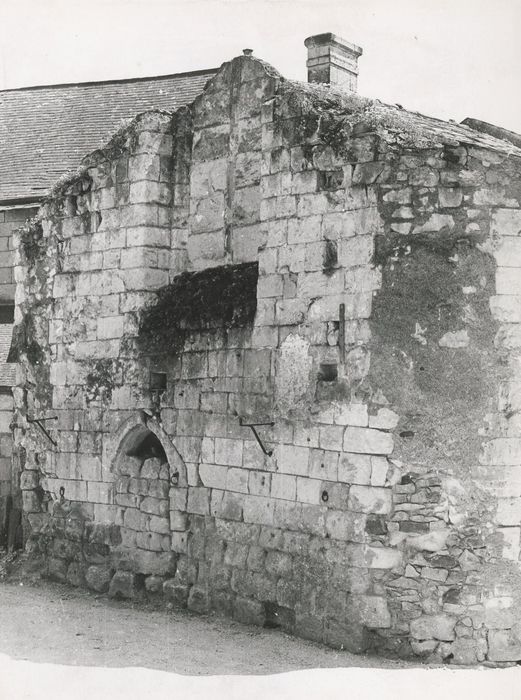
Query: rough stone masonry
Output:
[[10, 47, 521, 664]]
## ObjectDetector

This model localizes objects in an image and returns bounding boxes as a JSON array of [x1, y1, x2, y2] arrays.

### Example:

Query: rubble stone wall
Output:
[[12, 55, 521, 663]]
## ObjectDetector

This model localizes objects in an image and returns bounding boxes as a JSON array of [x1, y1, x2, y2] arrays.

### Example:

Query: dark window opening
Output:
[[128, 432, 167, 463], [0, 305, 14, 324]]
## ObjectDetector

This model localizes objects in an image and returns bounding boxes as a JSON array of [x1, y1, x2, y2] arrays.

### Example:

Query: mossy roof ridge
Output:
[[281, 79, 521, 157]]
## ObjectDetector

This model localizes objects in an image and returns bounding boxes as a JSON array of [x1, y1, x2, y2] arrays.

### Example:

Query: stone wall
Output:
[[0, 206, 37, 306], [0, 389, 16, 542], [0, 205, 35, 544], [12, 54, 521, 664]]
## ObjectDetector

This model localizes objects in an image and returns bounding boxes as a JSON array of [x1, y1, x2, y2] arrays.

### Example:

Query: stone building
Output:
[[9, 33, 521, 664]]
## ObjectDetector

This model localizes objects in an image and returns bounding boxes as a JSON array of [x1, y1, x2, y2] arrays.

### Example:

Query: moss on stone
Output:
[[10, 311, 44, 365], [19, 217, 45, 265], [84, 359, 121, 405], [139, 262, 258, 352], [275, 80, 439, 153], [369, 242, 503, 474]]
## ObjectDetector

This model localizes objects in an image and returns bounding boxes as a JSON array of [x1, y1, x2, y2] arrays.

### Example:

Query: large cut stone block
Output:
[[410, 614, 456, 641], [343, 427, 394, 455], [338, 453, 372, 485], [346, 595, 391, 628], [348, 485, 392, 514], [488, 626, 521, 662], [85, 564, 113, 593], [350, 544, 402, 569], [491, 208, 521, 238], [109, 570, 140, 599], [276, 444, 310, 476], [480, 437, 521, 466]]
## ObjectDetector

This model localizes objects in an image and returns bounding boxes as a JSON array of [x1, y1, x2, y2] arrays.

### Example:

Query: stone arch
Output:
[[102, 412, 185, 590], [104, 411, 187, 488]]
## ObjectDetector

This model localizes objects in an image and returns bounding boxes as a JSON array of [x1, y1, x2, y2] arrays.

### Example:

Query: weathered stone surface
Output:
[[187, 585, 210, 614], [325, 510, 366, 542], [348, 486, 392, 514], [145, 575, 165, 593], [163, 579, 189, 608], [338, 453, 371, 485], [410, 639, 438, 657], [351, 544, 402, 569], [85, 564, 113, 593], [400, 529, 450, 553], [109, 570, 139, 599], [449, 638, 487, 665], [491, 208, 521, 238], [488, 626, 521, 662], [233, 597, 265, 626], [20, 470, 39, 490], [323, 619, 370, 653], [47, 557, 68, 583], [439, 187, 463, 208], [368, 408, 398, 430], [66, 562, 85, 587], [346, 595, 391, 628], [410, 615, 456, 641], [438, 329, 469, 348], [343, 427, 393, 455], [112, 548, 176, 576]]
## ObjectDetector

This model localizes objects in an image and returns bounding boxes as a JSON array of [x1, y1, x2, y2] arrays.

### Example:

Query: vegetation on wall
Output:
[[276, 80, 439, 153], [9, 310, 44, 365], [139, 262, 258, 350], [19, 217, 45, 266], [369, 241, 503, 474], [84, 359, 121, 405], [323, 239, 338, 274], [373, 226, 484, 268]]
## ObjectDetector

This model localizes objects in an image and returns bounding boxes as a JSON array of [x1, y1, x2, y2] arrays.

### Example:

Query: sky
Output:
[[1, 0, 521, 133]]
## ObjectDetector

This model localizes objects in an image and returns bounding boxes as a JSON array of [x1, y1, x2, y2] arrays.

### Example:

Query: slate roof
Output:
[[0, 68, 217, 204]]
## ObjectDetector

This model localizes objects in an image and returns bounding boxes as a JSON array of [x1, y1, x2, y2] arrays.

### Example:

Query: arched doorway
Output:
[[106, 411, 187, 488], [104, 412, 188, 578]]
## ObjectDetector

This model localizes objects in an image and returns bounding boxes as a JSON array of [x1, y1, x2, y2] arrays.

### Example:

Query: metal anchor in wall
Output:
[[238, 417, 274, 457], [26, 415, 58, 447]]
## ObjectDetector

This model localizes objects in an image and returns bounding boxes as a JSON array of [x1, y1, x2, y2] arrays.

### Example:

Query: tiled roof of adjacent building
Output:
[[0, 68, 217, 204]]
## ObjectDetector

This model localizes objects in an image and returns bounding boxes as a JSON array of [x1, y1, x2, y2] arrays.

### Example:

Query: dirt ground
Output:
[[0, 568, 417, 675]]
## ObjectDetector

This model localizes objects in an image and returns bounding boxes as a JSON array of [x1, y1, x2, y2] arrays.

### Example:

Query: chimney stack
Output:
[[305, 33, 363, 92]]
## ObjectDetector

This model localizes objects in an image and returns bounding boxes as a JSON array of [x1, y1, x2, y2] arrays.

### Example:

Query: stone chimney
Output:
[[304, 32, 363, 91]]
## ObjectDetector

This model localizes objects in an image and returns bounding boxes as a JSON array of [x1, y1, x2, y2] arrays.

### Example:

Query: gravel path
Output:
[[0, 580, 416, 674]]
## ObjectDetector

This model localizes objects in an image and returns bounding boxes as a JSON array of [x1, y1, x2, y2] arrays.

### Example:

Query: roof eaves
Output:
[[0, 67, 219, 95], [0, 196, 42, 208]]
